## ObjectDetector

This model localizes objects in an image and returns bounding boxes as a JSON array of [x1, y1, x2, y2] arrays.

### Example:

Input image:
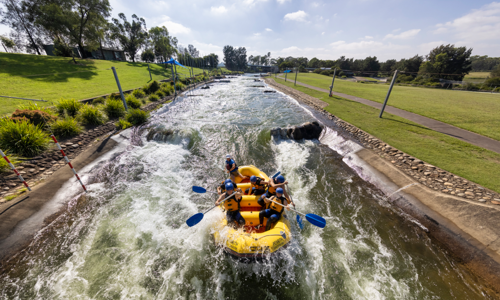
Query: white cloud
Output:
[[365, 35, 373, 39], [311, 2, 320, 7], [433, 2, 500, 43], [321, 32, 325, 35], [284, 10, 308, 22], [265, 28, 273, 32], [210, 6, 228, 14], [159, 16, 191, 35], [384, 29, 420, 40], [243, 0, 269, 6], [277, 0, 290, 4]]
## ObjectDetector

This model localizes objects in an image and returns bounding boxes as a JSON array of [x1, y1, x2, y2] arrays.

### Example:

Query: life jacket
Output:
[[251, 177, 266, 189], [266, 178, 279, 195], [226, 159, 238, 172], [270, 195, 287, 213], [223, 192, 240, 212]]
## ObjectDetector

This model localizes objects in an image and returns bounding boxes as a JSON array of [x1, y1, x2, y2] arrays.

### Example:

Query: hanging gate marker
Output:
[[50, 135, 87, 193], [0, 150, 31, 191]]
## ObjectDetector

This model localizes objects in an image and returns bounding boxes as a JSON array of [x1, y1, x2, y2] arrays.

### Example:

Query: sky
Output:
[[1, 0, 500, 62]]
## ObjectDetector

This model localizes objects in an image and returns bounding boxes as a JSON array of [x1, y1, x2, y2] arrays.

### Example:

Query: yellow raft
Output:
[[212, 165, 292, 260]]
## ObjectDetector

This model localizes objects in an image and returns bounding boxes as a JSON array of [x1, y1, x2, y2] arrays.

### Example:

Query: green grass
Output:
[[0, 53, 205, 116], [464, 72, 490, 80], [274, 77, 500, 193], [284, 73, 500, 141]]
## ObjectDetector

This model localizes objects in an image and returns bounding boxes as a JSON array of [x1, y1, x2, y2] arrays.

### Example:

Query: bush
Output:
[[108, 93, 121, 100], [148, 94, 160, 102], [78, 104, 106, 125], [155, 90, 165, 98], [92, 97, 106, 105], [484, 77, 500, 86], [103, 99, 126, 119], [126, 95, 142, 109], [50, 117, 83, 138], [0, 118, 51, 157], [175, 82, 185, 90], [56, 98, 82, 117], [115, 119, 132, 130], [147, 80, 160, 94], [11, 109, 56, 126], [17, 102, 54, 115], [125, 109, 149, 125], [132, 89, 146, 98], [161, 86, 173, 96], [141, 84, 150, 94], [396, 74, 413, 83]]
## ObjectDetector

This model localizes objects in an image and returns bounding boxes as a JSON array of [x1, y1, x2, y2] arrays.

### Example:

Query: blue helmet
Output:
[[276, 175, 285, 183], [276, 187, 284, 194], [225, 182, 234, 191], [224, 179, 232, 185], [250, 175, 257, 182]]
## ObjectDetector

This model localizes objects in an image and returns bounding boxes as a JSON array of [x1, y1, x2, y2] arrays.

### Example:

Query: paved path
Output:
[[276, 76, 500, 154]]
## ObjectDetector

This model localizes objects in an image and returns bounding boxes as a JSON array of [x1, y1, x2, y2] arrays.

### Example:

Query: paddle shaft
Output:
[[266, 198, 305, 216], [204, 192, 237, 214]]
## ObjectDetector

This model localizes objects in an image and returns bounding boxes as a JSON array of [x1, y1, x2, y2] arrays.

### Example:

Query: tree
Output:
[[149, 26, 177, 62], [362, 56, 380, 72], [0, 35, 15, 52], [381, 59, 396, 72], [308, 57, 320, 68], [490, 63, 500, 78], [36, 0, 111, 58], [419, 44, 472, 80], [141, 48, 155, 62], [187, 44, 199, 58], [0, 0, 46, 54], [110, 13, 148, 62]]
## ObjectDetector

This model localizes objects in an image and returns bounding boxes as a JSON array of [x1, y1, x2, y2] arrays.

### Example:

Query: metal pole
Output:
[[111, 66, 128, 111], [379, 70, 398, 118], [148, 63, 152, 81], [170, 63, 176, 96], [329, 68, 337, 96], [285, 69, 288, 82], [294, 68, 298, 86]]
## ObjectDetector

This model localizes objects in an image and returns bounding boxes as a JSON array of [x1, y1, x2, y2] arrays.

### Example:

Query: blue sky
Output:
[[1, 0, 500, 61]]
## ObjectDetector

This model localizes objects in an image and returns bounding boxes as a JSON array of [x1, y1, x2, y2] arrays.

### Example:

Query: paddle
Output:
[[285, 184, 304, 230], [186, 192, 237, 227], [266, 198, 326, 228], [192, 186, 218, 194]]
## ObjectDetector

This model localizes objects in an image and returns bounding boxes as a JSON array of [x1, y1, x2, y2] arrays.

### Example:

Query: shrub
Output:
[[396, 74, 413, 83], [103, 99, 126, 119], [148, 94, 160, 102], [126, 95, 142, 109], [10, 109, 56, 126], [156, 90, 166, 98], [320, 70, 330, 76], [78, 104, 106, 125], [92, 97, 106, 105], [132, 89, 146, 98], [108, 93, 121, 100], [50, 117, 83, 138], [175, 82, 185, 90], [17, 102, 54, 115], [142, 83, 150, 94], [115, 119, 132, 130], [0, 118, 51, 157], [56, 98, 82, 117], [484, 77, 500, 86], [125, 109, 149, 125], [0, 150, 20, 173], [161, 86, 173, 96], [147, 80, 160, 94]]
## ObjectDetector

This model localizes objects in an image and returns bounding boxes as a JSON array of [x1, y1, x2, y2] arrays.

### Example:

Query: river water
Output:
[[0, 75, 495, 299]]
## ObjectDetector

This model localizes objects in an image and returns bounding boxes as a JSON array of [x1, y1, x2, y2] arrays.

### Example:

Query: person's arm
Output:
[[229, 162, 236, 172], [215, 194, 225, 205]]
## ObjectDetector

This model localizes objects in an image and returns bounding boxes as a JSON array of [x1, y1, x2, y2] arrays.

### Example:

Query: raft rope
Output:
[[50, 135, 87, 193], [0, 149, 31, 191]]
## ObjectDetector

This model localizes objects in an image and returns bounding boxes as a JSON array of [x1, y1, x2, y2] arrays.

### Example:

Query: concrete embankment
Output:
[[265, 77, 500, 294]]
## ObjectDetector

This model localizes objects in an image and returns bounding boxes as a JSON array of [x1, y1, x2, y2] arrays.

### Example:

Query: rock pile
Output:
[[271, 121, 323, 140]]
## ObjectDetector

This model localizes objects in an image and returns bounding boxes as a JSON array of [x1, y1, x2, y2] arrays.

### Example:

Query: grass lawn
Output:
[[274, 77, 500, 193], [285, 73, 500, 141], [0, 53, 209, 116]]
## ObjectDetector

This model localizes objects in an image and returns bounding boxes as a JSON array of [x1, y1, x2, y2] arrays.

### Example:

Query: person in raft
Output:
[[258, 188, 293, 231], [215, 182, 245, 228], [245, 175, 268, 195], [217, 179, 241, 195], [225, 154, 248, 181], [257, 175, 290, 209]]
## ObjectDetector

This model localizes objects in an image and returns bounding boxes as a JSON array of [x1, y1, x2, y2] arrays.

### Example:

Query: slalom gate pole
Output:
[[0, 149, 31, 191], [50, 135, 87, 193]]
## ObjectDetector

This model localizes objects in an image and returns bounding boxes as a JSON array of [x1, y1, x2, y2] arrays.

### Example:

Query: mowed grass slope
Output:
[[274, 77, 500, 193], [0, 53, 204, 116], [287, 73, 500, 141]]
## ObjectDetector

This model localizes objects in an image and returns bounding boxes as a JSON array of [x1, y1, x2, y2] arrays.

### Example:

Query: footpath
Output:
[[277, 76, 500, 154], [266, 77, 500, 295]]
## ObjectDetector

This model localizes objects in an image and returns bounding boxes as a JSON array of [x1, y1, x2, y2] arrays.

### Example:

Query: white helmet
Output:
[[226, 154, 231, 159]]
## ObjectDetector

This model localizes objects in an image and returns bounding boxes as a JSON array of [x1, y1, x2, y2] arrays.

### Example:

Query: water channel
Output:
[[0, 75, 495, 299]]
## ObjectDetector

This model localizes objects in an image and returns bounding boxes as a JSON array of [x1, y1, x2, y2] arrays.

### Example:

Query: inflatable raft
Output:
[[213, 166, 292, 260]]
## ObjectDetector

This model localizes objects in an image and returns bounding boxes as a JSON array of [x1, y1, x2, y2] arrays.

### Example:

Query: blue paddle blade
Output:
[[186, 213, 204, 227], [272, 171, 281, 179], [192, 186, 207, 193], [296, 214, 304, 230], [305, 214, 326, 228]]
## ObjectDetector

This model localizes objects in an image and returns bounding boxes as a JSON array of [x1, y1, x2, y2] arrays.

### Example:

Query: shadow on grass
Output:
[[0, 53, 100, 83]]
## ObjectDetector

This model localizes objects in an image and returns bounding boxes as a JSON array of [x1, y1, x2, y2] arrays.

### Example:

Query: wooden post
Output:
[[329, 68, 337, 96], [294, 68, 298, 86]]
